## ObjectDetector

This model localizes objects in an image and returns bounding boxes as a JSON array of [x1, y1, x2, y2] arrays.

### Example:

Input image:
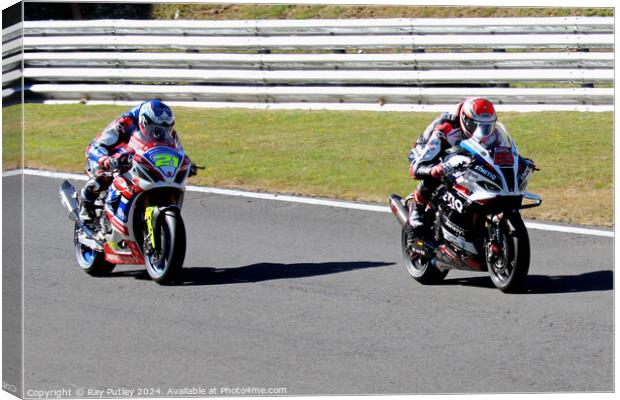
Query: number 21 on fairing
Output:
[[153, 154, 179, 168]]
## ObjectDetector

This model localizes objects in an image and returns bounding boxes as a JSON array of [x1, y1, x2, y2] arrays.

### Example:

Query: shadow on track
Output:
[[440, 270, 613, 294], [110, 261, 395, 286]]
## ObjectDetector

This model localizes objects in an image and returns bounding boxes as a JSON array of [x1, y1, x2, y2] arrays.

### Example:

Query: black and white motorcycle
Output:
[[389, 123, 542, 293]]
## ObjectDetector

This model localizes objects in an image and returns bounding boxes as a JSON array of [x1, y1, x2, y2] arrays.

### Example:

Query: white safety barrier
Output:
[[21, 84, 614, 104], [8, 33, 613, 53], [15, 51, 615, 70], [2, 17, 614, 111], [13, 17, 615, 36]]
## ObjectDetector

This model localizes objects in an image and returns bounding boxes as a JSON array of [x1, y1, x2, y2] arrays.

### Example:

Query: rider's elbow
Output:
[[409, 164, 423, 180]]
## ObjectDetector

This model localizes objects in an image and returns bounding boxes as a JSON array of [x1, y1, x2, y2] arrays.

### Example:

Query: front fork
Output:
[[487, 213, 509, 263], [140, 190, 181, 256], [143, 205, 158, 256]]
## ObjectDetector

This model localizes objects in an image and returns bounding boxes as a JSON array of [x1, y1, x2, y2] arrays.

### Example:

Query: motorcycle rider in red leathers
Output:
[[405, 97, 501, 244]]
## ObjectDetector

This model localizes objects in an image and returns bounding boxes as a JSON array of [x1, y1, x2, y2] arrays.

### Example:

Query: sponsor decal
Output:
[[474, 165, 497, 181], [443, 217, 466, 237], [116, 207, 126, 222], [442, 191, 464, 213], [441, 228, 479, 255]]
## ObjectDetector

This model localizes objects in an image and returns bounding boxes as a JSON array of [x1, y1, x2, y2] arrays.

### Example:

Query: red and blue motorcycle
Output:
[[60, 130, 197, 284]]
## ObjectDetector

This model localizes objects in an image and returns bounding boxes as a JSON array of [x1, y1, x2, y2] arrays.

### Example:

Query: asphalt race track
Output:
[[21, 175, 612, 395]]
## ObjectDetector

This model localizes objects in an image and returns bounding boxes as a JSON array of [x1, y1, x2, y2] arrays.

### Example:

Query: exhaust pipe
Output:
[[59, 180, 97, 239], [59, 180, 80, 223], [388, 194, 409, 227]]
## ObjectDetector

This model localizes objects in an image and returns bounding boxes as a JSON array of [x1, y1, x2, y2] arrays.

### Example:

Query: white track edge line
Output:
[[9, 168, 613, 238]]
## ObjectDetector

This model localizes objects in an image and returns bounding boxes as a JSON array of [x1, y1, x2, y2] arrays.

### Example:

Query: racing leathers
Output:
[[79, 102, 186, 222], [406, 111, 466, 239]]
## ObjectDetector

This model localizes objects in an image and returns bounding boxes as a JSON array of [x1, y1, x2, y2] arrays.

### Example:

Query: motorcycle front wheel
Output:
[[144, 209, 186, 285], [486, 213, 530, 293], [74, 223, 115, 276], [401, 226, 448, 284]]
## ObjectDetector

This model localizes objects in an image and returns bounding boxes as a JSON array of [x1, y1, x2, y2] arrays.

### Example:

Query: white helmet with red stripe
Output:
[[458, 97, 497, 145]]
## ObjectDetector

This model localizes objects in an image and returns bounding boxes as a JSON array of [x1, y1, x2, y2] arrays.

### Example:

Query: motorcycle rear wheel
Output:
[[486, 213, 530, 293], [401, 226, 448, 284], [74, 223, 115, 276]]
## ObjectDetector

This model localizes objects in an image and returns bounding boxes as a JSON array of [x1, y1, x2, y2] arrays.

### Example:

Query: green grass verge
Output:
[[151, 5, 613, 20], [20, 104, 612, 227], [2, 104, 22, 171]]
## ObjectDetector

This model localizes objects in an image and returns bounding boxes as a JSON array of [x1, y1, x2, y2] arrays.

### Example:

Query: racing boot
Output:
[[404, 193, 426, 249], [78, 198, 95, 224], [403, 223, 416, 251], [78, 184, 98, 224], [408, 202, 426, 237]]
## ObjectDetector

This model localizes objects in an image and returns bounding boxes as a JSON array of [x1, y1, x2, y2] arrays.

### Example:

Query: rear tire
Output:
[[74, 224, 115, 276], [144, 210, 186, 285], [486, 213, 530, 293], [401, 226, 448, 284]]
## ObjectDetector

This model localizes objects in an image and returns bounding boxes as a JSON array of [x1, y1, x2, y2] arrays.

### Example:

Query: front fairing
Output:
[[454, 123, 534, 203], [128, 134, 190, 192], [103, 136, 189, 243], [142, 146, 186, 182]]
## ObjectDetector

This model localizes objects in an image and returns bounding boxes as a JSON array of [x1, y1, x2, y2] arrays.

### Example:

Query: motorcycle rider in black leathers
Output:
[[405, 97, 500, 244]]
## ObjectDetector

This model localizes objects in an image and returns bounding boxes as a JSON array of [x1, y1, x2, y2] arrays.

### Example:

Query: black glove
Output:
[[523, 157, 540, 171], [189, 163, 198, 177]]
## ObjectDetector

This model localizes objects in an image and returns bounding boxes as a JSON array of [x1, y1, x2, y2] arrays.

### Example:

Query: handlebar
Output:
[[523, 157, 540, 171], [189, 163, 205, 177], [98, 153, 134, 178]]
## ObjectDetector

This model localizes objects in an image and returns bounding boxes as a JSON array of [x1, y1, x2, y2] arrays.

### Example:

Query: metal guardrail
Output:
[[17, 68, 614, 85], [18, 84, 613, 104], [12, 17, 615, 36], [5, 33, 613, 54], [2, 17, 615, 111], [14, 52, 615, 70]]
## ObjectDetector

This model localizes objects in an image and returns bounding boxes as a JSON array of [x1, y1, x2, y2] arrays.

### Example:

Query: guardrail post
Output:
[[577, 48, 595, 88]]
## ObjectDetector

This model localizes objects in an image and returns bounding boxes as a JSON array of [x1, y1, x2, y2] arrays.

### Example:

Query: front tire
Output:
[[401, 226, 448, 284], [144, 209, 186, 285], [74, 224, 115, 276], [486, 213, 530, 293]]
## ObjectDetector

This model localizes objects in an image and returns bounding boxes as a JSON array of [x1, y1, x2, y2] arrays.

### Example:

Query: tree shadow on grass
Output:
[[440, 270, 613, 294], [110, 260, 395, 286]]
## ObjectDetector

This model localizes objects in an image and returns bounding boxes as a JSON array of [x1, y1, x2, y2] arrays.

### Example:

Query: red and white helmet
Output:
[[458, 97, 497, 144]]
